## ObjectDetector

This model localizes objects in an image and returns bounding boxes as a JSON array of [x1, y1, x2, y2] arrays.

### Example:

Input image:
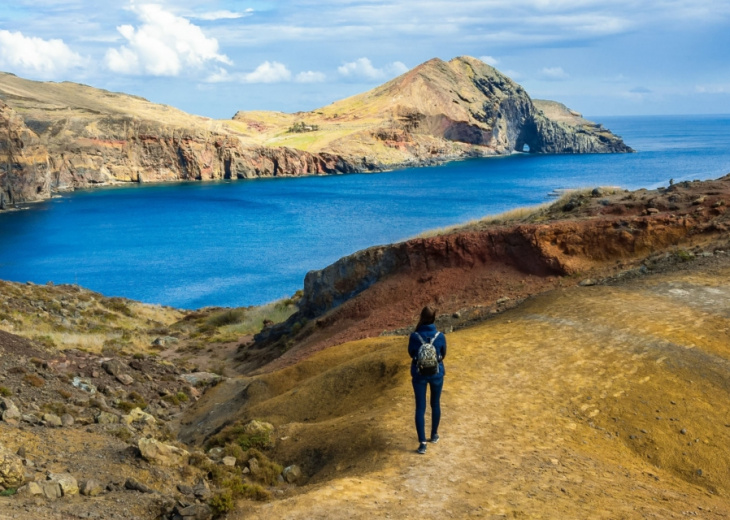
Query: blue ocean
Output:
[[1, 115, 729, 309]]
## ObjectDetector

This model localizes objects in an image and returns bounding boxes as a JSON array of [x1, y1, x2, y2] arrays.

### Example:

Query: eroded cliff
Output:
[[1, 56, 631, 208]]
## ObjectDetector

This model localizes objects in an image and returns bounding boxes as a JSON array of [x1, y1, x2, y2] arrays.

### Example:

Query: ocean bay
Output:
[[1, 114, 729, 309]]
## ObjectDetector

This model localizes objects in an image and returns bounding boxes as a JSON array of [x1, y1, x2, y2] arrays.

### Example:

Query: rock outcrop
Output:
[[0, 57, 631, 209], [0, 73, 367, 207]]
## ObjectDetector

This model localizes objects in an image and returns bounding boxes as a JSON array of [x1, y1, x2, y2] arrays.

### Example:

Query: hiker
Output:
[[408, 306, 446, 454]]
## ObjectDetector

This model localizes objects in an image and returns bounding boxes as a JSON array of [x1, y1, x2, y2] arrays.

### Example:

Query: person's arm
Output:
[[408, 333, 419, 359], [439, 334, 447, 361]]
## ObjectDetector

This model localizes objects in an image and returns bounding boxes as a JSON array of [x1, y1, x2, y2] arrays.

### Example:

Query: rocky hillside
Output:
[[234, 56, 631, 162], [1, 56, 630, 209]]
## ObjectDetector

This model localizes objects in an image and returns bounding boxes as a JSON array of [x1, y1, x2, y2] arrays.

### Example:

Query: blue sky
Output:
[[1, 1, 729, 119]]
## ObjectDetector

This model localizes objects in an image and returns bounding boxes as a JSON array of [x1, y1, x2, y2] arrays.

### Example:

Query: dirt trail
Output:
[[232, 262, 730, 519]]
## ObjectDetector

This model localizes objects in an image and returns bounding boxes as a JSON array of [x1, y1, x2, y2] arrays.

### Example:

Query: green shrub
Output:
[[176, 391, 189, 403], [117, 401, 136, 413], [127, 391, 148, 409], [0, 386, 11, 397], [162, 394, 180, 406], [209, 490, 234, 517], [246, 449, 283, 486], [676, 249, 695, 262], [0, 488, 17, 496], [109, 427, 132, 442], [205, 309, 245, 330], [221, 475, 270, 501], [102, 297, 134, 317]]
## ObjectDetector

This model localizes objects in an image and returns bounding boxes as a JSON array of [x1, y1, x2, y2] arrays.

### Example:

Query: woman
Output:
[[408, 306, 447, 454]]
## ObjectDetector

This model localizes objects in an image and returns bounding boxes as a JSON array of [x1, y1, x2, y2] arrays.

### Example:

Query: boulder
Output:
[[125, 478, 154, 493], [179, 372, 222, 386], [96, 411, 120, 424], [17, 481, 43, 496], [72, 377, 97, 394], [43, 413, 63, 427], [0, 445, 25, 489], [40, 481, 62, 499], [122, 407, 156, 426], [101, 359, 125, 376], [283, 464, 302, 484], [80, 478, 104, 497], [47, 472, 79, 496], [242, 419, 276, 449], [61, 414, 75, 427], [116, 374, 134, 385], [192, 477, 211, 500], [138, 438, 189, 467], [21, 414, 41, 425], [206, 447, 224, 461], [222, 456, 236, 467], [177, 504, 213, 520], [0, 397, 20, 423]]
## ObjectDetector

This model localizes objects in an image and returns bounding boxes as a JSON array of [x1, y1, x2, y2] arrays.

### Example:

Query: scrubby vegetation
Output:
[[287, 121, 319, 133]]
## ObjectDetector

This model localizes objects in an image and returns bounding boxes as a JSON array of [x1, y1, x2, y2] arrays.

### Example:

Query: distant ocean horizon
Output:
[[1, 114, 729, 309]]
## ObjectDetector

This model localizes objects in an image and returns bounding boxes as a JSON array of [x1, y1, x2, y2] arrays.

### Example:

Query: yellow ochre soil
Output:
[[189, 259, 730, 519]]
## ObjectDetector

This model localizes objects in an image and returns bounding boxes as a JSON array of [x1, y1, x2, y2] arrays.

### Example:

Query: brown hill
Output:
[[0, 56, 630, 209]]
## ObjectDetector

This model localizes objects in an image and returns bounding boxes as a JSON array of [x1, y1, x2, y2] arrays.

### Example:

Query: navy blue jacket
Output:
[[408, 323, 447, 378]]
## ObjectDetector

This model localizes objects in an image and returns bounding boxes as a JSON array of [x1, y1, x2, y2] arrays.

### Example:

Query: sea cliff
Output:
[[1, 56, 631, 209]]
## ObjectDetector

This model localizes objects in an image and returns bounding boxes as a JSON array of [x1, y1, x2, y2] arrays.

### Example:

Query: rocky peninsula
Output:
[[0, 56, 631, 208]]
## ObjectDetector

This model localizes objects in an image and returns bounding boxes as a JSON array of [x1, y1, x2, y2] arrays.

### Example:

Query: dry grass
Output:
[[0, 280, 185, 355]]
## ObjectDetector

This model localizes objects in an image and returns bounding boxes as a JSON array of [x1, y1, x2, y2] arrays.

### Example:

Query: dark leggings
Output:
[[412, 375, 444, 443]]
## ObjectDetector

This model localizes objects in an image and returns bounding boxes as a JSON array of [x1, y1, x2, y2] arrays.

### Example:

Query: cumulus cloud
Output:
[[338, 58, 408, 81], [205, 62, 301, 84], [539, 66, 569, 80], [244, 61, 292, 83], [105, 4, 231, 76], [296, 71, 326, 83], [479, 55, 499, 66], [0, 30, 85, 77]]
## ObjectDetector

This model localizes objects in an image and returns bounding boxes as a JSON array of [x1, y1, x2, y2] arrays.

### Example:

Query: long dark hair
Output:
[[416, 306, 437, 329]]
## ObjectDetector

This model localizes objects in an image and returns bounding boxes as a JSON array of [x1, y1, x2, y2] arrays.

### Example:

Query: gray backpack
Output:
[[415, 332, 440, 376]]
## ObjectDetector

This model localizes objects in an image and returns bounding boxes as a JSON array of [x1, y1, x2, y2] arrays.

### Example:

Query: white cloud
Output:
[[194, 10, 251, 21], [244, 61, 291, 83], [204, 62, 299, 84], [338, 58, 409, 81], [479, 55, 499, 66], [695, 84, 729, 94], [539, 66, 569, 80], [0, 30, 85, 78], [296, 71, 326, 83], [105, 4, 231, 76]]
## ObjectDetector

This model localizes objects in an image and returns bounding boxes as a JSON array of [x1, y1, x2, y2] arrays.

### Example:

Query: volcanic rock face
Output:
[[0, 56, 631, 207]]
